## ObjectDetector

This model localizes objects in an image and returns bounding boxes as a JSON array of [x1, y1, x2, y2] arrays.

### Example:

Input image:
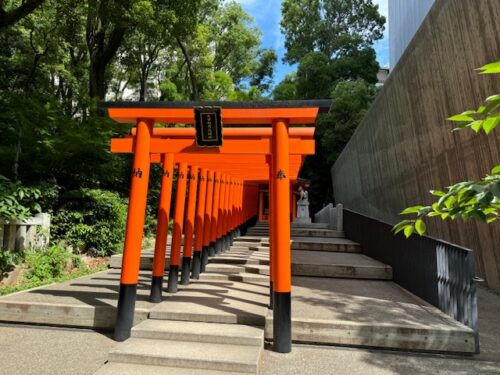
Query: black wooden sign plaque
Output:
[[194, 107, 223, 147]]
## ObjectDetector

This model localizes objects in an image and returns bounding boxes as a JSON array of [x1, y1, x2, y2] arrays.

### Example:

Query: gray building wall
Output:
[[389, 0, 436, 68], [332, 0, 500, 291]]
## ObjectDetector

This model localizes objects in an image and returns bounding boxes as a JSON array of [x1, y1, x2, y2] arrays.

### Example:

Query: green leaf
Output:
[[483, 116, 498, 135], [491, 183, 500, 199], [469, 210, 487, 222], [415, 219, 426, 236], [448, 112, 475, 122], [486, 94, 500, 103], [404, 225, 414, 238], [477, 61, 500, 74], [469, 120, 483, 133], [392, 220, 413, 234], [478, 192, 494, 205], [492, 165, 500, 174], [400, 206, 424, 215], [430, 190, 446, 197]]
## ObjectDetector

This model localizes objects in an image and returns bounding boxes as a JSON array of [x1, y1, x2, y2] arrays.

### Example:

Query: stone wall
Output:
[[331, 0, 500, 291]]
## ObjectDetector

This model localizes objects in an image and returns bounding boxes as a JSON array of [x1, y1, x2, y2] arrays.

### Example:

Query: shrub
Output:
[[25, 244, 82, 282], [52, 189, 127, 256]]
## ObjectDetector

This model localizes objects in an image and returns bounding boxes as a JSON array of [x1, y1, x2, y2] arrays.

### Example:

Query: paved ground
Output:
[[0, 287, 498, 374], [0, 324, 116, 375]]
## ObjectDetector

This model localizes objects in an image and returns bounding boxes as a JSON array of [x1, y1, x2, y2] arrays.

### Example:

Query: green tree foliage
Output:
[[0, 0, 275, 255], [0, 0, 46, 29], [394, 62, 500, 238], [272, 73, 298, 100], [319, 80, 377, 165], [281, 0, 385, 64], [277, 0, 384, 212], [300, 80, 376, 212]]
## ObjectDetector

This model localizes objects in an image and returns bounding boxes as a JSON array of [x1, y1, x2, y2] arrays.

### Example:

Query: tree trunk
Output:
[[86, 2, 126, 100], [89, 60, 107, 99], [176, 36, 199, 100], [0, 0, 46, 29], [139, 66, 147, 101], [13, 128, 22, 181]]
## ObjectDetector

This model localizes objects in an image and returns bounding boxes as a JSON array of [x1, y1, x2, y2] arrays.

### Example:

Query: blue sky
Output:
[[236, 0, 389, 86]]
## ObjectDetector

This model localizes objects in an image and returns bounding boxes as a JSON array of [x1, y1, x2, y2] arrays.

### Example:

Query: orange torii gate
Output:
[[103, 101, 330, 353]]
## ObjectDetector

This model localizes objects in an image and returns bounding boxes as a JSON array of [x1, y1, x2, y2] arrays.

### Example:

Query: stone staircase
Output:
[[97, 221, 476, 373], [98, 245, 270, 374], [247, 222, 475, 353]]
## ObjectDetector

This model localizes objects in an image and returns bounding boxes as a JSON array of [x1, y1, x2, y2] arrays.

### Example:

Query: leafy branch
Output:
[[393, 62, 500, 238], [0, 175, 42, 222]]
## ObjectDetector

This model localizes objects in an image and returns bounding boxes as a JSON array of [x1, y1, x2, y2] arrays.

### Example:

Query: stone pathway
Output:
[[0, 222, 477, 374]]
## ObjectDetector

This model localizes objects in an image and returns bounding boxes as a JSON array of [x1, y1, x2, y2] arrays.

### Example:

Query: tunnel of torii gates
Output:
[[102, 100, 331, 353]]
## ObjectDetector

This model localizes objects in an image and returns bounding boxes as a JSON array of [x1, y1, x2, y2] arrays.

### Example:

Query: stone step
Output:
[[95, 363, 230, 375], [111, 250, 270, 270], [264, 276, 476, 353], [246, 237, 361, 253], [290, 237, 361, 252], [205, 263, 269, 275], [234, 236, 263, 243], [292, 222, 329, 229], [291, 228, 345, 238], [291, 251, 392, 280], [0, 270, 154, 330], [110, 253, 156, 269], [132, 319, 264, 346], [209, 256, 269, 266], [231, 241, 265, 247], [149, 281, 268, 326], [198, 272, 269, 283], [108, 338, 261, 373]]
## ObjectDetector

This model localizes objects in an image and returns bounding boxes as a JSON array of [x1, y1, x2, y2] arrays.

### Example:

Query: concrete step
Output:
[[245, 234, 267, 238], [291, 251, 392, 280], [292, 222, 329, 229], [234, 236, 263, 243], [252, 238, 360, 253], [95, 363, 230, 375], [198, 272, 269, 283], [111, 250, 269, 270], [208, 256, 269, 266], [132, 319, 264, 346], [149, 281, 268, 326], [231, 241, 266, 248], [0, 269, 154, 330], [108, 338, 261, 373], [110, 252, 156, 269], [290, 237, 361, 252], [264, 276, 476, 353], [245, 229, 345, 239], [205, 263, 269, 275], [291, 228, 345, 238]]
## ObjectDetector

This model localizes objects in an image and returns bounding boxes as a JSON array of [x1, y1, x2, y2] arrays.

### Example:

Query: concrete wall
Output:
[[332, 0, 500, 291], [389, 0, 436, 68]]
